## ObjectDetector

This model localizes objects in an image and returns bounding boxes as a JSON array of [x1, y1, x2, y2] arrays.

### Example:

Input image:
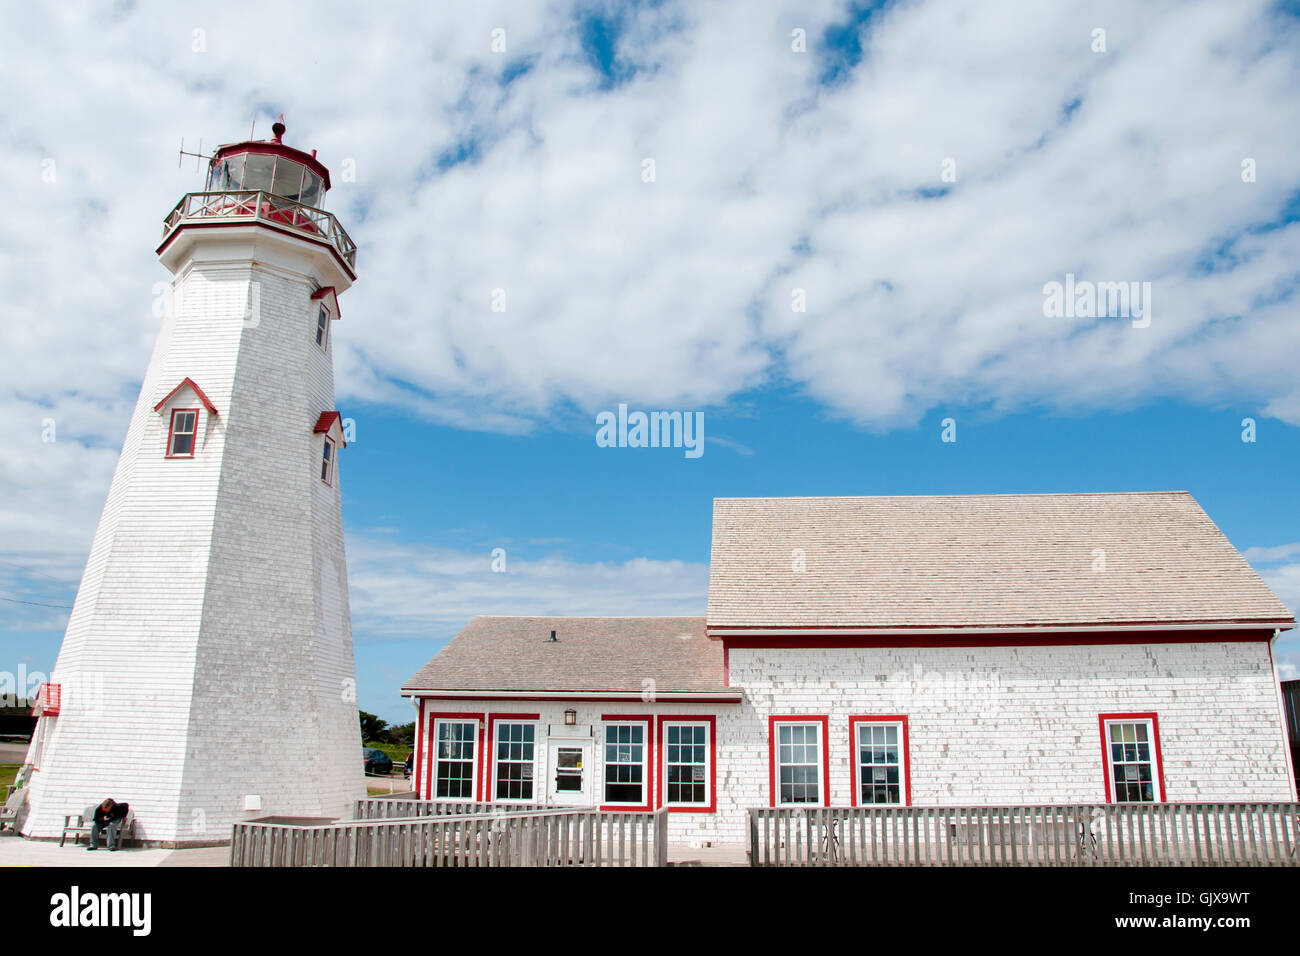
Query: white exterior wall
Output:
[[21, 229, 364, 844], [719, 639, 1295, 845], [415, 639, 1295, 848]]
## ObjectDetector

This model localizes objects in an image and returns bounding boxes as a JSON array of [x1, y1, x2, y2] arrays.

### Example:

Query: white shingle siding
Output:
[[21, 240, 365, 845], [414, 637, 1294, 848]]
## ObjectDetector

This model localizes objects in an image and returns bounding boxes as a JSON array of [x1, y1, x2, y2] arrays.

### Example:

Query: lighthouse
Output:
[[19, 118, 365, 845]]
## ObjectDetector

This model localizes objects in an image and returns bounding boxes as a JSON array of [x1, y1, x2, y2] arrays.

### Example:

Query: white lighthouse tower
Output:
[[20, 118, 365, 845]]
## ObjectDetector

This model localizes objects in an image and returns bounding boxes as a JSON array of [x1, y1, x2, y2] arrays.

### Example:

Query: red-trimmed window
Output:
[[769, 716, 829, 807], [320, 436, 335, 485], [430, 717, 479, 801], [1099, 713, 1165, 804], [315, 305, 330, 351], [659, 717, 715, 811], [491, 717, 539, 803], [601, 717, 651, 809], [166, 409, 199, 458], [850, 715, 910, 806]]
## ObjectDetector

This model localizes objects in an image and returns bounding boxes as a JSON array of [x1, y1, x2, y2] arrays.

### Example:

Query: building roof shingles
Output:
[[401, 616, 730, 695], [705, 491, 1295, 630]]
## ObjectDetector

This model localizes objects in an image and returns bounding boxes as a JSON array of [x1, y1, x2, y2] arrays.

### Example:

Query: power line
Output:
[[0, 595, 73, 610]]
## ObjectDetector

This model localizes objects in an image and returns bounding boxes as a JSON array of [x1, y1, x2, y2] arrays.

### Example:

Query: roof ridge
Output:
[[713, 491, 1192, 501]]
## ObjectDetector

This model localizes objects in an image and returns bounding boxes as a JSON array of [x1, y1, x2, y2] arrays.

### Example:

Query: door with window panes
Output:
[[546, 739, 593, 805]]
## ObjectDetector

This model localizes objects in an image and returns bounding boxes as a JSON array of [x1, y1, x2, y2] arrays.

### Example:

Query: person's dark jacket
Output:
[[93, 801, 129, 827]]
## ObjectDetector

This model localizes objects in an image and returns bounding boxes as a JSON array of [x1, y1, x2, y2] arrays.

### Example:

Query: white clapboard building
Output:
[[403, 492, 1297, 846], [20, 120, 365, 845]]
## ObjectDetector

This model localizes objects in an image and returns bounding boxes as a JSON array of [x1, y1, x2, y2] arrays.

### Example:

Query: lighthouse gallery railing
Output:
[[161, 190, 357, 270]]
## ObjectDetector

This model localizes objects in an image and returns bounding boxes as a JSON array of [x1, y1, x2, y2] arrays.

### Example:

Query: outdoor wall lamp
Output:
[[564, 709, 577, 726]]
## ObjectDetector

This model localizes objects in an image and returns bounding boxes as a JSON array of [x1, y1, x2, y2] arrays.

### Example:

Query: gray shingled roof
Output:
[[402, 616, 735, 696], [706, 492, 1295, 631]]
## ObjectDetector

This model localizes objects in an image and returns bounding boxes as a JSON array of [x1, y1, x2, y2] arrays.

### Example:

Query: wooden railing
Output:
[[749, 804, 1300, 866], [232, 808, 669, 867], [161, 190, 357, 270], [354, 796, 489, 820]]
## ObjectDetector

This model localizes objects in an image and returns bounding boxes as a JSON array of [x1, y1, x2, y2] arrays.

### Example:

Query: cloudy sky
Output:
[[1, 0, 1298, 722]]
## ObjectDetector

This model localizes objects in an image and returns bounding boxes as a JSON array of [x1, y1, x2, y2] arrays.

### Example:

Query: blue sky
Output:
[[1, 0, 1299, 724]]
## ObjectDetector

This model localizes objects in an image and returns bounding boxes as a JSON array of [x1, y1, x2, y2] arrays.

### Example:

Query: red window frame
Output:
[[424, 711, 486, 803], [165, 408, 199, 458], [656, 715, 717, 813], [485, 712, 541, 804], [1098, 712, 1166, 804], [320, 436, 335, 485], [600, 713, 653, 811], [768, 715, 830, 808], [849, 715, 911, 807]]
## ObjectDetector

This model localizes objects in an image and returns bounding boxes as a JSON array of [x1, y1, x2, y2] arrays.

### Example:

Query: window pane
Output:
[[494, 722, 535, 801], [776, 723, 820, 804], [1107, 720, 1157, 803], [663, 723, 708, 806], [299, 170, 323, 208], [434, 721, 475, 799], [857, 722, 903, 805], [272, 159, 306, 201], [603, 723, 646, 803], [242, 153, 275, 191]]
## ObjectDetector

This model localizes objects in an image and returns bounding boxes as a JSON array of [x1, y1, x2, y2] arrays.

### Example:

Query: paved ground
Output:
[[0, 839, 184, 867], [667, 844, 749, 866], [0, 742, 31, 763]]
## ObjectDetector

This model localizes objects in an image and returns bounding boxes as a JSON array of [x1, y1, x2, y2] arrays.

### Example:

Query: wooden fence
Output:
[[354, 796, 488, 819], [750, 803, 1300, 866], [232, 807, 668, 867]]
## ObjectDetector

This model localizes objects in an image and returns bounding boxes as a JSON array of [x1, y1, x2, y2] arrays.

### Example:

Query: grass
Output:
[[363, 741, 413, 762], [0, 765, 18, 791]]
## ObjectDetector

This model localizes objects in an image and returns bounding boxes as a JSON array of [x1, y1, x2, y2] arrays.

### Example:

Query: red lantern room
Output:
[[205, 116, 332, 206]]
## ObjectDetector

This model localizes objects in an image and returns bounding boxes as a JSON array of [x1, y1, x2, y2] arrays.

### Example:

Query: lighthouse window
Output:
[[299, 170, 323, 208], [166, 409, 198, 458], [315, 306, 330, 350], [241, 153, 276, 193], [272, 159, 307, 202], [320, 437, 335, 485]]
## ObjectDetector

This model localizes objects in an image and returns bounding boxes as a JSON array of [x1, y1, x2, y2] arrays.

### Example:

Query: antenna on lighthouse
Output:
[[177, 136, 212, 171]]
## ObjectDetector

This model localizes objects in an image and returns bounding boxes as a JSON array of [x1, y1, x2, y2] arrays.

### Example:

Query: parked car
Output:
[[363, 748, 393, 775]]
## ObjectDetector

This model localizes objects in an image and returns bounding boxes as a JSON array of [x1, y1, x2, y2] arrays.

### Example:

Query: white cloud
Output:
[[2, 0, 1299, 604], [1243, 542, 1300, 564], [347, 537, 708, 640]]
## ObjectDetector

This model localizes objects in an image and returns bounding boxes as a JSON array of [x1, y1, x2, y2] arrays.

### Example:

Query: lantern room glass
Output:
[[206, 150, 327, 208]]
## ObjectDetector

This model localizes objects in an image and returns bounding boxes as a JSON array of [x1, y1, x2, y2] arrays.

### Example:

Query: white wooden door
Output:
[[546, 739, 593, 805]]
